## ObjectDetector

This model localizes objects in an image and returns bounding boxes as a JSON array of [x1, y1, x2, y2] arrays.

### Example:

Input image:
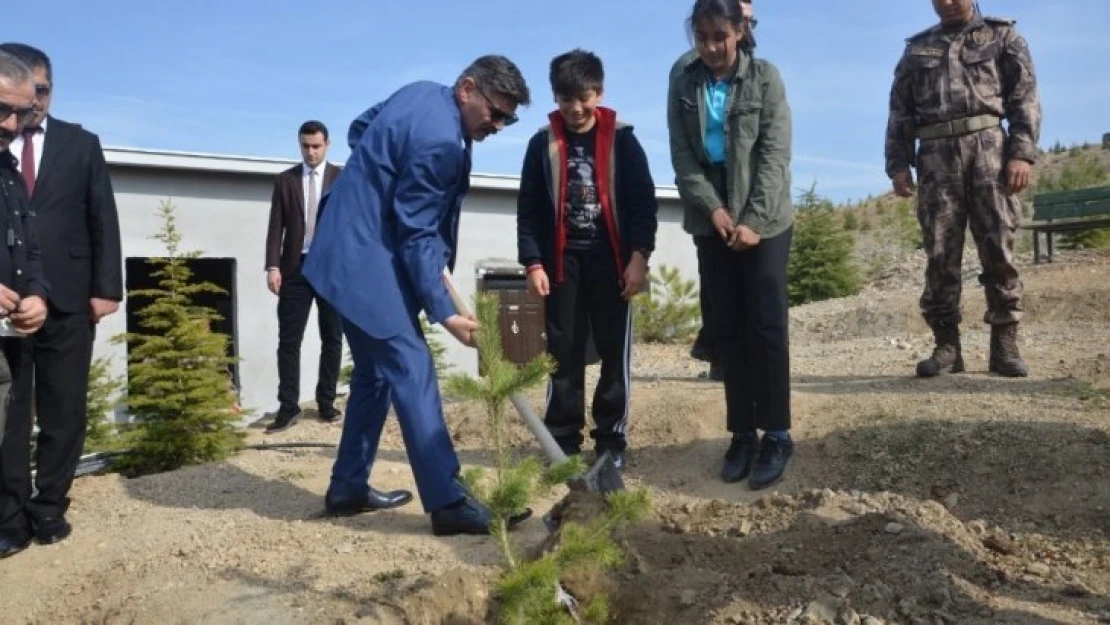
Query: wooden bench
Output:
[[1022, 185, 1110, 263]]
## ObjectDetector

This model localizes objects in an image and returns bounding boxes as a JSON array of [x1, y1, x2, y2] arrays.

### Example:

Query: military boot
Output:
[[916, 324, 964, 378], [989, 323, 1029, 377]]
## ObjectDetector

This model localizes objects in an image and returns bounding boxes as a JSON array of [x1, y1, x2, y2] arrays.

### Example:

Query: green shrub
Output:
[[788, 184, 862, 306], [632, 265, 700, 343], [83, 356, 123, 454]]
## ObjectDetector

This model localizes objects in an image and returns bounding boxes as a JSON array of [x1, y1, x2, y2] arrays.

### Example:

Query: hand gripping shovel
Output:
[[441, 269, 625, 496]]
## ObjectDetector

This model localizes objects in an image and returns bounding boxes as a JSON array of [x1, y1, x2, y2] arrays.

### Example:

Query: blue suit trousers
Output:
[[328, 317, 462, 513]]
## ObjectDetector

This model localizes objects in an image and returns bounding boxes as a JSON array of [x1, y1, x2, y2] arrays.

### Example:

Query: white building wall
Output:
[[97, 148, 695, 420]]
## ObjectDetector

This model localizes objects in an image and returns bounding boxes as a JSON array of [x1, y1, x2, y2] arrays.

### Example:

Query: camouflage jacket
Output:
[[884, 14, 1042, 178]]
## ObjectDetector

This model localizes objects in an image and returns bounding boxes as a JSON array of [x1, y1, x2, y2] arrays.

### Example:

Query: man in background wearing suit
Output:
[[0, 50, 51, 558], [0, 43, 123, 549], [264, 121, 343, 434], [303, 55, 533, 536]]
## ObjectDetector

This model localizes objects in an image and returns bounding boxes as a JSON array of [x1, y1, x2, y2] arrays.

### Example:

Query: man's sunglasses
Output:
[[34, 84, 51, 97], [0, 102, 36, 126], [474, 83, 518, 127]]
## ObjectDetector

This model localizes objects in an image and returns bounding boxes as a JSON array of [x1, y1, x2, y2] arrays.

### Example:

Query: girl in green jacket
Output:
[[666, 0, 795, 491]]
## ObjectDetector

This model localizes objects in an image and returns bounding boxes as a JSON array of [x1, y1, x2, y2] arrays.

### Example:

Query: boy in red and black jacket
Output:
[[516, 49, 658, 468]]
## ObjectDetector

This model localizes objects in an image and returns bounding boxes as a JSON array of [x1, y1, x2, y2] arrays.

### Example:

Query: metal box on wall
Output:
[[474, 259, 600, 367], [475, 259, 547, 366]]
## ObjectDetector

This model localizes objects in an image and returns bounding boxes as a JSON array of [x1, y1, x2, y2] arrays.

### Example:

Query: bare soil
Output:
[[2, 251, 1108, 625]]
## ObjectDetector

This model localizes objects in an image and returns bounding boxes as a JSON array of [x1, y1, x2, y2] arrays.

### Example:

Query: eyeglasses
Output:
[[473, 82, 518, 127], [34, 84, 51, 97], [0, 102, 36, 126], [746, 17, 758, 30]]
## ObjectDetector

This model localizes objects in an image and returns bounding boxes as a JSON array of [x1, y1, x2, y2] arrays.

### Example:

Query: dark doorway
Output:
[[124, 257, 240, 389]]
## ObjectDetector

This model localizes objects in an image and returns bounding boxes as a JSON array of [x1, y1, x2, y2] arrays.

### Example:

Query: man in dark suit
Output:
[[303, 55, 533, 536], [0, 43, 119, 552], [264, 120, 344, 433], [0, 50, 51, 558]]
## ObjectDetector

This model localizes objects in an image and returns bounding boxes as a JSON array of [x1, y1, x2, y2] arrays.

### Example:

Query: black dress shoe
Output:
[[265, 409, 301, 434], [721, 432, 759, 483], [749, 434, 794, 491], [34, 516, 72, 545], [0, 529, 32, 558], [430, 496, 532, 537], [325, 487, 414, 516], [690, 342, 714, 363], [318, 407, 342, 424]]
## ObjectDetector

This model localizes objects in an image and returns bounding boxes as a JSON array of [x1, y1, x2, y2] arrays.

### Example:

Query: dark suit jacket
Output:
[[29, 116, 123, 314], [0, 151, 49, 301], [302, 81, 471, 340], [264, 162, 341, 277]]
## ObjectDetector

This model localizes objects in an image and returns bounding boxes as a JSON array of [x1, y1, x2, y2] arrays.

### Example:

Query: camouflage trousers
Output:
[[915, 126, 1023, 328]]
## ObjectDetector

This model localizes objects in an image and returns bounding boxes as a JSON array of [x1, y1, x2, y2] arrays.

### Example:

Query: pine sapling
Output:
[[84, 355, 124, 453], [111, 200, 245, 475], [444, 291, 650, 624]]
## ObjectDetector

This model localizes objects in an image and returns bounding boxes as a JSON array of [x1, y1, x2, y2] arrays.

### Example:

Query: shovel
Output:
[[441, 269, 625, 496]]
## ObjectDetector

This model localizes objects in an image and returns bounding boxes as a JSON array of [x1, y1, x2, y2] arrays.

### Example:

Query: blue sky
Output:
[[21, 0, 1110, 203]]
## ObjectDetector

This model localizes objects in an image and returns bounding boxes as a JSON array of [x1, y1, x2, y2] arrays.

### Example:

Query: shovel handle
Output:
[[511, 393, 569, 464], [441, 269, 568, 464], [442, 268, 472, 318]]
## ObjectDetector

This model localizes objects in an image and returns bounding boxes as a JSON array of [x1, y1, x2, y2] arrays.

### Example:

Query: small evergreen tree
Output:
[[894, 198, 923, 251], [632, 264, 700, 343], [83, 356, 123, 453], [421, 314, 450, 375], [445, 292, 649, 624], [788, 184, 861, 306], [842, 210, 859, 231], [111, 200, 244, 475], [339, 349, 354, 387]]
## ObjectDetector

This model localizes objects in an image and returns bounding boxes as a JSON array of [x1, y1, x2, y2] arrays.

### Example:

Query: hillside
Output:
[[835, 143, 1110, 292]]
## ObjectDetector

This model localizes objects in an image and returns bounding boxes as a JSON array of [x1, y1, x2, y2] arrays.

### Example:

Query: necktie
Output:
[[305, 169, 318, 250], [20, 128, 36, 198]]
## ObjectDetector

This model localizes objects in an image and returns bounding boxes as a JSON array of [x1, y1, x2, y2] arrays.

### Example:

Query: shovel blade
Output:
[[584, 450, 625, 493]]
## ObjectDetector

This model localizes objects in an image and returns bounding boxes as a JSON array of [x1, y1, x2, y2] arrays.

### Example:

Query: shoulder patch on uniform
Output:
[[970, 27, 995, 45], [983, 15, 1015, 26]]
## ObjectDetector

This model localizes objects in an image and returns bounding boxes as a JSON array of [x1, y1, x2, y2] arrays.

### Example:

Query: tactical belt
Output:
[[915, 114, 1001, 140]]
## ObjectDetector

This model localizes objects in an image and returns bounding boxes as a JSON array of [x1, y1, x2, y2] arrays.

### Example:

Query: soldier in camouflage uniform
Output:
[[885, 0, 1041, 378]]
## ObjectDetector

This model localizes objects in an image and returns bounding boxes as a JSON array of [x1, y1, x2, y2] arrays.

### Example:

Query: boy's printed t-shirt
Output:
[[564, 126, 608, 251]]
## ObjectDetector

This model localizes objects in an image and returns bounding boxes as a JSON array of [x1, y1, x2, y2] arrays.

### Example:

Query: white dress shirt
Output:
[[11, 116, 47, 181], [302, 161, 325, 253]]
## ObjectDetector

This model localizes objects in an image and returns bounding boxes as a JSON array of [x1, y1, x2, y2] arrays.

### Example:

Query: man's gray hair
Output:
[[0, 50, 32, 85], [457, 55, 531, 108]]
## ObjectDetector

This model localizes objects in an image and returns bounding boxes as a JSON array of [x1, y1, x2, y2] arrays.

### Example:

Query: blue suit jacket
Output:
[[303, 82, 472, 339]]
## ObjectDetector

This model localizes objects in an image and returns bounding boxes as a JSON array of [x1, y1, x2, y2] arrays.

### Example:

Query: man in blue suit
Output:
[[303, 55, 532, 536]]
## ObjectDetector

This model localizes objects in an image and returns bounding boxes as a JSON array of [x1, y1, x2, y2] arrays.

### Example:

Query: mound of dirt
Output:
[[394, 488, 1107, 625], [616, 490, 1107, 624]]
